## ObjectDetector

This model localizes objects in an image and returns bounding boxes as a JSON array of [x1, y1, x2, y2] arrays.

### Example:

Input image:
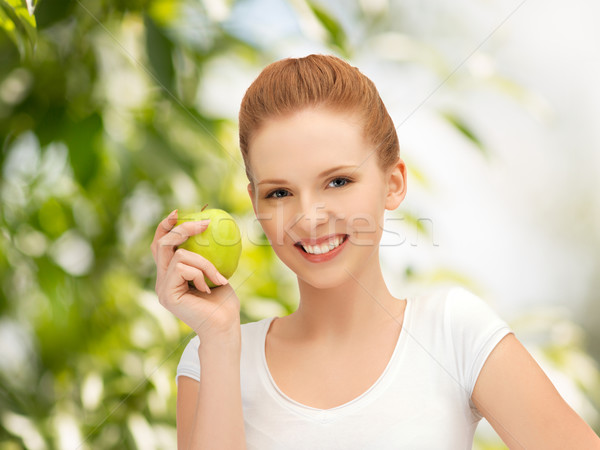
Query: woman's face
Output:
[[246, 107, 405, 288]]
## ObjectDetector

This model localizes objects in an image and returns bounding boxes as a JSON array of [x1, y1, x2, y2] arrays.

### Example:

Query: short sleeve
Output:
[[176, 335, 201, 384], [445, 287, 512, 405]]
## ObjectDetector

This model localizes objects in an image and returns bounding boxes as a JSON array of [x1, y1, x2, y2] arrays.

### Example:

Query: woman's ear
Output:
[[385, 158, 407, 211], [247, 183, 257, 215]]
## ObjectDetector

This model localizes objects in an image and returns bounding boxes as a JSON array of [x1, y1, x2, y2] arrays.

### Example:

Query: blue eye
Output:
[[265, 177, 353, 200], [329, 177, 351, 188]]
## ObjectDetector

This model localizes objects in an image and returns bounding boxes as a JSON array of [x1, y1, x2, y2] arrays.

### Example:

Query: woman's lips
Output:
[[295, 234, 349, 263]]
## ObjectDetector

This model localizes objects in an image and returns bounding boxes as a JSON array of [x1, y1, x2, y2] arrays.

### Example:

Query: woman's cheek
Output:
[[257, 207, 294, 246]]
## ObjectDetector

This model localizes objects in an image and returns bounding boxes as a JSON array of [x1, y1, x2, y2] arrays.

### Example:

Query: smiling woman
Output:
[[151, 54, 600, 449]]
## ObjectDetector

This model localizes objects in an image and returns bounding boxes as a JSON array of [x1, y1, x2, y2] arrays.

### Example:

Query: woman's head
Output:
[[239, 54, 399, 187], [238, 56, 407, 289]]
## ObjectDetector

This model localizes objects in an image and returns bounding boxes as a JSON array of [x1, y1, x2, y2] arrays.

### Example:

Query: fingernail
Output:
[[193, 220, 210, 232], [205, 286, 211, 294], [217, 273, 229, 285], [167, 210, 178, 225]]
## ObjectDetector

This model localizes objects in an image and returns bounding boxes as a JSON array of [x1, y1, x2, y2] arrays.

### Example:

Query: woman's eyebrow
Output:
[[257, 164, 359, 186]]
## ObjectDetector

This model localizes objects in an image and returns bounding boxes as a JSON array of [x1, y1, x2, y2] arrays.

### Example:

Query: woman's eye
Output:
[[266, 189, 289, 199], [329, 177, 351, 188], [266, 178, 352, 199]]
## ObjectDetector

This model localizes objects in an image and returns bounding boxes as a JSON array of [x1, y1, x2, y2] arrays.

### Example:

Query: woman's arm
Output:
[[177, 339, 246, 450], [472, 333, 600, 449], [151, 211, 246, 449]]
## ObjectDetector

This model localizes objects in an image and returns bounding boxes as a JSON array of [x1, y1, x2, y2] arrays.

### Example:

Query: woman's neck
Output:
[[290, 253, 403, 342]]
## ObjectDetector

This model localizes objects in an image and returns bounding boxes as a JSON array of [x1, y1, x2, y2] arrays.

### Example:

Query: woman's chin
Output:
[[295, 269, 354, 291]]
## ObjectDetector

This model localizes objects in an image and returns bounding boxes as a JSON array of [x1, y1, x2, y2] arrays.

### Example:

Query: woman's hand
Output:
[[151, 210, 241, 346]]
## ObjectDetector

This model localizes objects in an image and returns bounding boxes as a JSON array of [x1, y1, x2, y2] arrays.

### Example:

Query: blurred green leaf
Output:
[[63, 113, 103, 188], [442, 111, 487, 156], [144, 13, 175, 93], [0, 6, 18, 46], [306, 1, 350, 58], [0, 0, 36, 58], [399, 210, 433, 238]]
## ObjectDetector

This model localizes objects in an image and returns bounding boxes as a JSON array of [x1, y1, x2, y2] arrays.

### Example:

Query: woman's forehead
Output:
[[250, 144, 372, 185], [255, 163, 362, 188], [248, 109, 372, 181]]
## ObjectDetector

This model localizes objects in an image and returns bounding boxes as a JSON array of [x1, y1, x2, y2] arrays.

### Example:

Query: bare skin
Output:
[[265, 299, 406, 409], [472, 333, 600, 449], [151, 213, 246, 450]]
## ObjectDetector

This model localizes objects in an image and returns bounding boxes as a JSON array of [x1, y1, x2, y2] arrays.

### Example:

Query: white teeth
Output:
[[301, 236, 345, 254]]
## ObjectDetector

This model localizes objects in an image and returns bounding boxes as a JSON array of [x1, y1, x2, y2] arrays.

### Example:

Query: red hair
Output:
[[239, 54, 399, 184]]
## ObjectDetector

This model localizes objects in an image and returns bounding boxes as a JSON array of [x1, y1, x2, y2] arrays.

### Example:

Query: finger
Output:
[[173, 248, 229, 287], [172, 261, 212, 295], [151, 210, 178, 260], [155, 221, 211, 272], [159, 220, 211, 248]]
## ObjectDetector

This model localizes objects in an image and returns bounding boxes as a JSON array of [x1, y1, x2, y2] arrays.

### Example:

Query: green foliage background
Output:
[[0, 0, 297, 447], [1, 0, 598, 448]]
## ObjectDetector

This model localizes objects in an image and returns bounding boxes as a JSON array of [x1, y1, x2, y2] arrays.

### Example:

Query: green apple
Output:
[[176, 205, 242, 288]]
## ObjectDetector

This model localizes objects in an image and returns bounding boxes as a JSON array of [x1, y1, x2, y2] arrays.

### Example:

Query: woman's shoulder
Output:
[[408, 285, 451, 305], [242, 316, 276, 329], [410, 284, 491, 309], [182, 316, 276, 348], [242, 316, 276, 331], [406, 285, 512, 398], [240, 316, 277, 342], [409, 285, 508, 330]]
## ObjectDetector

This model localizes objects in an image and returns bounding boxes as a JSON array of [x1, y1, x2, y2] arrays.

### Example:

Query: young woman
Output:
[[151, 55, 600, 449]]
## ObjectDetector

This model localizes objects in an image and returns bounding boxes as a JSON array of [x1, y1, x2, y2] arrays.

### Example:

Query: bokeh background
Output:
[[1, 0, 599, 448]]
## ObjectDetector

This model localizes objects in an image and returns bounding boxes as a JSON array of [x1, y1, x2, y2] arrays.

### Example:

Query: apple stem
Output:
[[201, 204, 208, 212]]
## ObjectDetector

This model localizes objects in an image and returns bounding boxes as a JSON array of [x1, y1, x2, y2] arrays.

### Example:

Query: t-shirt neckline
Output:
[[259, 296, 412, 421]]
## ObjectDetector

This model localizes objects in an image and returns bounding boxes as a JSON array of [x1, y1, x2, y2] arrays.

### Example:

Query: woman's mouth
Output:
[[294, 234, 349, 262]]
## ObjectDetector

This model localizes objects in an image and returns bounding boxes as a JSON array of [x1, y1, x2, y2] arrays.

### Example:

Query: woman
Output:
[[151, 55, 600, 449]]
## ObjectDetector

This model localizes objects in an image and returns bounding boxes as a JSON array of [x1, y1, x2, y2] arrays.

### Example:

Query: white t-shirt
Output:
[[177, 286, 512, 449]]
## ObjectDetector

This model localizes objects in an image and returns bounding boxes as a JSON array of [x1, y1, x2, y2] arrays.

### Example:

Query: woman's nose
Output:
[[302, 200, 328, 227], [287, 197, 330, 238]]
